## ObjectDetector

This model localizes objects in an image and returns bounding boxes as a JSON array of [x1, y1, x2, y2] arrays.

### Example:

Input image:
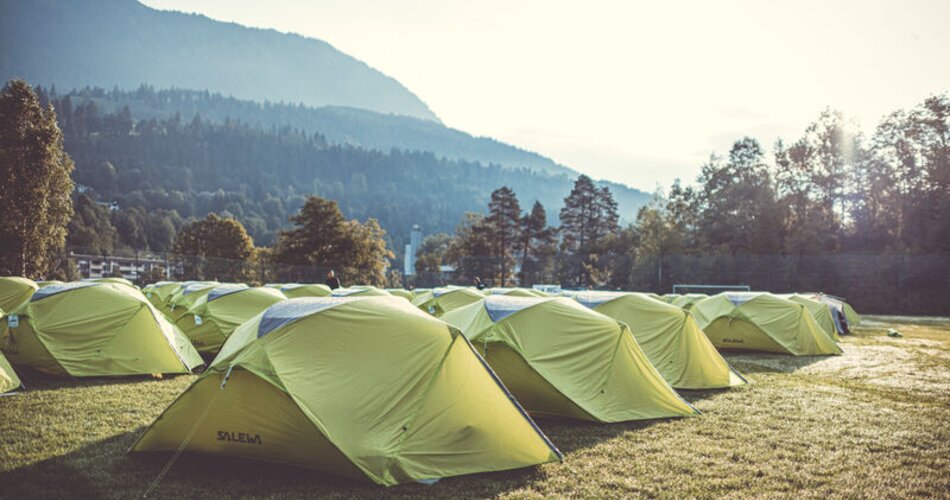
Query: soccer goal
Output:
[[672, 284, 751, 294]]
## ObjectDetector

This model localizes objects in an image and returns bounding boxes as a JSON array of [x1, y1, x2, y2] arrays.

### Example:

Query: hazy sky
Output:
[[141, 0, 949, 191]]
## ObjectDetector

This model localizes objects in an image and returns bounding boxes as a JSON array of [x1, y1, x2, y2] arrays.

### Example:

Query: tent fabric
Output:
[[331, 287, 392, 297], [441, 296, 699, 422], [165, 282, 222, 320], [84, 277, 136, 288], [488, 288, 547, 297], [0, 282, 204, 377], [143, 282, 181, 308], [384, 289, 413, 299], [691, 293, 842, 356], [35, 280, 64, 288], [777, 294, 841, 340], [671, 294, 709, 311], [412, 287, 486, 317], [0, 277, 38, 314], [132, 296, 561, 486], [176, 286, 286, 354], [575, 292, 747, 389], [0, 351, 21, 393], [280, 283, 333, 299]]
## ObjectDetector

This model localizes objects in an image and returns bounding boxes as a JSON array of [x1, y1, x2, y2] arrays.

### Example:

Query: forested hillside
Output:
[[0, 0, 437, 121], [45, 89, 645, 255], [54, 86, 591, 178]]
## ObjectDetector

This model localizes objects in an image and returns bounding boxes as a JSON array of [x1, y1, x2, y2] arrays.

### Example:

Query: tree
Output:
[[415, 233, 453, 274], [0, 79, 75, 277], [67, 194, 119, 255], [446, 212, 494, 285], [273, 196, 393, 286], [693, 138, 784, 254], [485, 186, 522, 286], [173, 213, 255, 281], [519, 201, 557, 285], [559, 175, 620, 286]]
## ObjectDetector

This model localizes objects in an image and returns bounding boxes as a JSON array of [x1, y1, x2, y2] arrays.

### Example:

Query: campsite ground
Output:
[[1, 316, 948, 498]]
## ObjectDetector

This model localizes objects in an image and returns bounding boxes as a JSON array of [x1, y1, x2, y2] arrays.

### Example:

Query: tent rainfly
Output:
[[0, 277, 38, 314], [575, 292, 748, 389], [691, 292, 842, 356], [0, 282, 203, 377], [412, 287, 486, 317], [165, 282, 225, 320], [0, 351, 21, 393], [441, 296, 699, 422], [280, 283, 332, 299], [176, 285, 286, 354], [132, 297, 561, 486], [330, 287, 392, 297]]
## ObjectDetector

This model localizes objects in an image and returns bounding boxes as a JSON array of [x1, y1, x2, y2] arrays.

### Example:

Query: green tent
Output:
[[441, 296, 699, 422], [671, 294, 709, 311], [488, 287, 547, 297], [0, 277, 38, 313], [778, 294, 840, 341], [0, 282, 203, 377], [331, 287, 392, 297], [0, 351, 21, 393], [575, 292, 747, 389], [412, 287, 486, 317], [85, 277, 137, 288], [165, 282, 224, 320], [691, 292, 842, 356], [143, 281, 181, 308], [384, 288, 413, 300], [803, 293, 861, 332], [36, 280, 64, 288], [176, 285, 287, 354], [280, 283, 332, 299], [132, 296, 561, 486]]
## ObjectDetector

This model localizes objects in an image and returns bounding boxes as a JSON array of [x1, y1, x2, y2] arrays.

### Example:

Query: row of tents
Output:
[[0, 276, 860, 486]]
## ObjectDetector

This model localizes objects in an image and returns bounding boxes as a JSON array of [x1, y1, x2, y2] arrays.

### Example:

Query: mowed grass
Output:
[[1, 316, 948, 498]]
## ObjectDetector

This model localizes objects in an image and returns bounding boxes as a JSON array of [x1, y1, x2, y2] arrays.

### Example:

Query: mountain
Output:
[[0, 0, 438, 121], [48, 92, 643, 254], [58, 86, 580, 178]]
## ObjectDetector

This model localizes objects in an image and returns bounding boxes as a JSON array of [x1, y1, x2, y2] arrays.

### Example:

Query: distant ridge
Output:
[[0, 0, 439, 121]]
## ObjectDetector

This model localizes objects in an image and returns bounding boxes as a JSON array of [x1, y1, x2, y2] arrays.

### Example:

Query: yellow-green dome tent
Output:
[[176, 285, 286, 354], [778, 294, 841, 340], [575, 292, 747, 389], [384, 288, 412, 299], [0, 351, 21, 393], [0, 282, 203, 377], [412, 287, 486, 317], [803, 293, 861, 333], [36, 280, 64, 288], [279, 283, 332, 298], [691, 292, 842, 356], [85, 277, 137, 288], [441, 296, 699, 422], [0, 277, 38, 313], [671, 294, 709, 311], [331, 287, 391, 297], [165, 282, 223, 320], [143, 281, 180, 308], [488, 287, 547, 297], [132, 296, 561, 486]]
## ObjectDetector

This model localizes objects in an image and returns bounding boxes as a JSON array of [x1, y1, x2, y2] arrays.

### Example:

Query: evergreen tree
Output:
[[559, 175, 621, 286], [485, 186, 522, 286], [0, 79, 75, 277], [519, 201, 556, 285]]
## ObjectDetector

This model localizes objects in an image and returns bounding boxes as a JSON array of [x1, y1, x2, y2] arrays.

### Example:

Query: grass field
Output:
[[2, 316, 948, 498]]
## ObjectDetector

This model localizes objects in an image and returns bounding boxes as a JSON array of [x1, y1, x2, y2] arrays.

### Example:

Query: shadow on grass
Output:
[[12, 368, 193, 393], [722, 352, 830, 375], [0, 425, 557, 499], [535, 416, 666, 454]]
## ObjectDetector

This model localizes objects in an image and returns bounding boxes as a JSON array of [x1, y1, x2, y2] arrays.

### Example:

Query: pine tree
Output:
[[0, 79, 74, 277], [519, 201, 556, 285], [485, 186, 522, 286]]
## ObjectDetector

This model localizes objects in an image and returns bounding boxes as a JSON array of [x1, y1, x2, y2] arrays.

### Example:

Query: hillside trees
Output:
[[485, 187, 522, 286], [0, 79, 74, 277]]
